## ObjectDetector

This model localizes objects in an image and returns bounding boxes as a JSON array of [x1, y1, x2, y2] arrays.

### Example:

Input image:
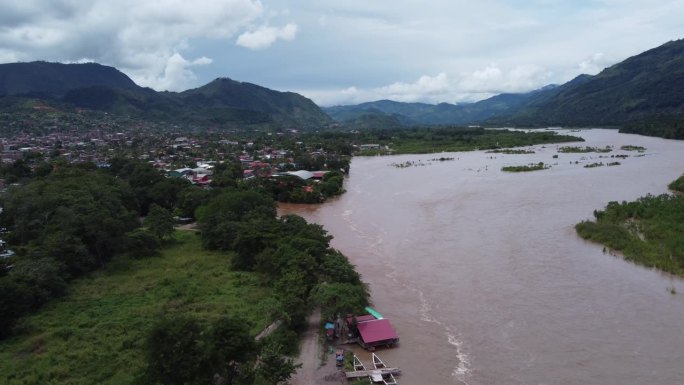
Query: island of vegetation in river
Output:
[[576, 177, 684, 276], [558, 145, 613, 153], [583, 161, 621, 168], [620, 145, 647, 152], [501, 162, 550, 172], [486, 148, 536, 154]]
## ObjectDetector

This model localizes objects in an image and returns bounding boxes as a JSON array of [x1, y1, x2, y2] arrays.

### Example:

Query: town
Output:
[[0, 108, 356, 204]]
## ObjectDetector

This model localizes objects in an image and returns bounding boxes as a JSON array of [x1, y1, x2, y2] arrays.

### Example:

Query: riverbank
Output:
[[290, 309, 347, 385]]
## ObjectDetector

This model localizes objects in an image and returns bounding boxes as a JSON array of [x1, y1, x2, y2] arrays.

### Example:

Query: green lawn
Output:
[[0, 231, 274, 385]]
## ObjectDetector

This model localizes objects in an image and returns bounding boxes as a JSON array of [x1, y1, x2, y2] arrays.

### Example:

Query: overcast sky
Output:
[[1, 0, 683, 106]]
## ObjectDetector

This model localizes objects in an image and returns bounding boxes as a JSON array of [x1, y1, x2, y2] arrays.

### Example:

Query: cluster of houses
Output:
[[166, 162, 215, 186], [164, 159, 331, 188]]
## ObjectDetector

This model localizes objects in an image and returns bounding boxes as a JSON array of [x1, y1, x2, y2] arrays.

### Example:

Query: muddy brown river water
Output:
[[280, 129, 684, 385]]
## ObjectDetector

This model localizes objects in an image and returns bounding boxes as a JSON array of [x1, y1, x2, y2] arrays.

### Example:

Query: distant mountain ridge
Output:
[[326, 39, 684, 138], [2, 38, 684, 137], [0, 61, 331, 129], [497, 39, 684, 127], [323, 87, 560, 126]]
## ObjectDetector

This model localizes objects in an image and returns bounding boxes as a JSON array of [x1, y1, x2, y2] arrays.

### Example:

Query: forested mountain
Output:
[[327, 39, 684, 138], [498, 39, 684, 128], [179, 78, 331, 127], [0, 62, 331, 129]]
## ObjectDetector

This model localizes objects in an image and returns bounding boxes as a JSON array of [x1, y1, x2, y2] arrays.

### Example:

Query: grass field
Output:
[[0, 230, 274, 385]]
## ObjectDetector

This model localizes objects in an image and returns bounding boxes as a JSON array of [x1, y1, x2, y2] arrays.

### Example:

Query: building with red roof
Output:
[[356, 319, 399, 349], [345, 314, 399, 350]]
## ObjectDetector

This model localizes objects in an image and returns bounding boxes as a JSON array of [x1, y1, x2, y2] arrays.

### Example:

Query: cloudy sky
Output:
[[1, 1, 683, 106]]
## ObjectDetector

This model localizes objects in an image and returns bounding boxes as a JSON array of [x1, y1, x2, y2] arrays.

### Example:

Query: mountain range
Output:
[[1, 39, 683, 137], [325, 39, 684, 138], [0, 62, 331, 129]]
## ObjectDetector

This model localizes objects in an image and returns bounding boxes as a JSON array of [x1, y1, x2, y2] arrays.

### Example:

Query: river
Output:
[[279, 129, 684, 385]]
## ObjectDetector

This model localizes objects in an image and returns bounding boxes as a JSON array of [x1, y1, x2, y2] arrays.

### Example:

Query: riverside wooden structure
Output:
[[346, 353, 401, 384]]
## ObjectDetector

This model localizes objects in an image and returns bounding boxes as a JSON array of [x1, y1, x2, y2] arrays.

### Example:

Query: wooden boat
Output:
[[353, 354, 366, 371], [371, 353, 398, 385]]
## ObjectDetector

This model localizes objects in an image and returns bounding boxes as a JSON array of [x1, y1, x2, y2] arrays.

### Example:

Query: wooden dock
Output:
[[345, 368, 402, 379]]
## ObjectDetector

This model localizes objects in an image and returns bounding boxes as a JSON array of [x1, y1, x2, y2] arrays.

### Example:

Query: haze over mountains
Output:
[[0, 39, 682, 137]]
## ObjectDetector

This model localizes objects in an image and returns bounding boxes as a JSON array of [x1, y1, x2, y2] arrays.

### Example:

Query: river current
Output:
[[279, 129, 684, 385]]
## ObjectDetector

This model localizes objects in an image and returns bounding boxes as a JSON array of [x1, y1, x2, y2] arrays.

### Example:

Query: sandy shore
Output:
[[289, 308, 347, 385]]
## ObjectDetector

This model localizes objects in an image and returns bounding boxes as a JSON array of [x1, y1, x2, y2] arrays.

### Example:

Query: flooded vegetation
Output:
[[502, 162, 549, 172], [576, 190, 684, 276], [584, 161, 621, 168], [390, 157, 455, 169], [354, 126, 582, 155], [621, 145, 647, 152], [669, 175, 684, 193], [486, 149, 536, 154], [558, 145, 613, 153]]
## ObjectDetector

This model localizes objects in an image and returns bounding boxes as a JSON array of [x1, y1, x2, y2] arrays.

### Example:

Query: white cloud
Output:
[[0, 49, 19, 63], [236, 23, 298, 50], [578, 53, 608, 74], [0, 0, 266, 90], [378, 73, 450, 101], [2, 0, 684, 101], [301, 73, 452, 106], [149, 53, 213, 92], [303, 65, 558, 106]]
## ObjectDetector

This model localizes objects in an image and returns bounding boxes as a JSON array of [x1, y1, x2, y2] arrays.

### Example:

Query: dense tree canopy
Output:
[[576, 193, 684, 275], [196, 197, 368, 328]]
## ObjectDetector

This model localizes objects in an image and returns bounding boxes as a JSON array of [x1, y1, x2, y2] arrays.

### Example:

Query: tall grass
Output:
[[0, 231, 274, 385]]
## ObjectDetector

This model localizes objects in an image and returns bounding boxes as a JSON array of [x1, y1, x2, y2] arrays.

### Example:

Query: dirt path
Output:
[[176, 223, 199, 232], [290, 308, 346, 385]]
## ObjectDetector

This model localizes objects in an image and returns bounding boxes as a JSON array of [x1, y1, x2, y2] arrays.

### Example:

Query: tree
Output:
[[144, 316, 210, 385], [320, 250, 363, 284], [231, 219, 279, 271], [176, 187, 211, 219], [256, 340, 301, 384], [1, 168, 139, 272], [145, 204, 175, 241], [196, 189, 276, 250], [210, 316, 257, 385], [310, 282, 369, 320], [211, 161, 243, 188], [124, 229, 161, 259], [147, 178, 192, 211]]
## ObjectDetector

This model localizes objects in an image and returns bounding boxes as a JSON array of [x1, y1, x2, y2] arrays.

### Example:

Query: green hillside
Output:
[[0, 62, 332, 130], [500, 39, 684, 131]]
